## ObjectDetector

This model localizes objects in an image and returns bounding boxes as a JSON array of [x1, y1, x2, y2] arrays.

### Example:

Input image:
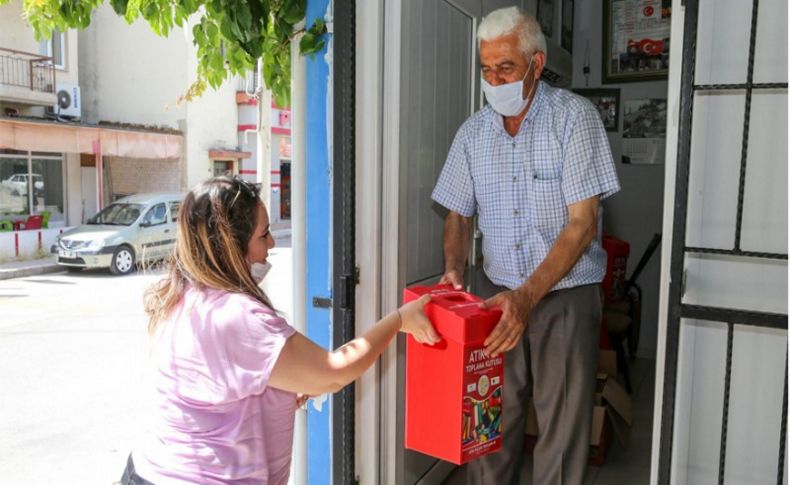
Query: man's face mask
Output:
[[481, 55, 536, 117]]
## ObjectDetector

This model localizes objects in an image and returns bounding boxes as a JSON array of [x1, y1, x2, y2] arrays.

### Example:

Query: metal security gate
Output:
[[332, 0, 357, 483], [658, 0, 788, 483]]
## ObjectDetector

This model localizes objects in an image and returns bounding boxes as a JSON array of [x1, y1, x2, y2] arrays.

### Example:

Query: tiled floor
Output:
[[442, 358, 656, 485]]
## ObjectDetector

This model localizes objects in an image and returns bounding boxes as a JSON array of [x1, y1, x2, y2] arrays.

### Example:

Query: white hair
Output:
[[477, 6, 547, 60]]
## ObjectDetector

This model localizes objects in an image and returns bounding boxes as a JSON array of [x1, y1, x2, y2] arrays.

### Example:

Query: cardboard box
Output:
[[523, 349, 632, 466], [403, 284, 504, 464]]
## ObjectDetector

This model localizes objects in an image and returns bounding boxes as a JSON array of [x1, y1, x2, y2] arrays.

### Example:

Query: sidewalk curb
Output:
[[0, 263, 63, 281], [0, 230, 292, 281]]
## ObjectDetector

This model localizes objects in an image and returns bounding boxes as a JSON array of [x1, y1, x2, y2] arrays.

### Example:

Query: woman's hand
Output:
[[296, 393, 312, 409], [398, 294, 441, 345]]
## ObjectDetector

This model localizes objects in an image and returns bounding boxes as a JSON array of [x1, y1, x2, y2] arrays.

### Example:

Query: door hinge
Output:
[[338, 266, 360, 311], [312, 296, 332, 309]]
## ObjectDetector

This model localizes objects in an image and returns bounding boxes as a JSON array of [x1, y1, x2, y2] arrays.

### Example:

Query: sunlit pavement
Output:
[[0, 235, 292, 484]]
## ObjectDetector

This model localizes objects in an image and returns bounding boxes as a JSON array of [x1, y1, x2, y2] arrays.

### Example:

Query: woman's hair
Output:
[[144, 175, 273, 333], [477, 6, 547, 61]]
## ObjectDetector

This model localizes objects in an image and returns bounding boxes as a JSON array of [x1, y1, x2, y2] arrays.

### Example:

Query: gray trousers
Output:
[[467, 274, 602, 485]]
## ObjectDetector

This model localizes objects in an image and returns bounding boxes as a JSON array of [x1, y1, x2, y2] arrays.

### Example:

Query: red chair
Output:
[[14, 215, 43, 230], [601, 233, 662, 394]]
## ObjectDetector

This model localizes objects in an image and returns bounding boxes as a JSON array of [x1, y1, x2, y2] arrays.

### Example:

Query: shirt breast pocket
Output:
[[529, 176, 567, 232]]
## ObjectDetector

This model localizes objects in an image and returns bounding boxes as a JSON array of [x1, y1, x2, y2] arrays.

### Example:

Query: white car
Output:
[[1, 173, 44, 196], [53, 193, 184, 275]]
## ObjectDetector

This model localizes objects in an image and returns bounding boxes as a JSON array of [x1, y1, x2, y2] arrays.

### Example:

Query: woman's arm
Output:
[[268, 295, 436, 396]]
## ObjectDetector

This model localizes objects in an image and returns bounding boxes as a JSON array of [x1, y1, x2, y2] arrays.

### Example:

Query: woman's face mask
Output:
[[481, 55, 536, 117], [250, 261, 272, 284]]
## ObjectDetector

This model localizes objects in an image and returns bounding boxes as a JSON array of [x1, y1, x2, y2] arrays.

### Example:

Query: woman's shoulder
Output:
[[191, 286, 289, 331]]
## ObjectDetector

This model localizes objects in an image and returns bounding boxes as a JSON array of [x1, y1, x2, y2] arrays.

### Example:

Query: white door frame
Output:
[[354, 0, 389, 483], [649, 0, 685, 483]]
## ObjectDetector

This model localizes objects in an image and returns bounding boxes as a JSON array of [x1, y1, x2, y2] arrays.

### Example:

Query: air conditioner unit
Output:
[[48, 83, 81, 119], [541, 40, 573, 88]]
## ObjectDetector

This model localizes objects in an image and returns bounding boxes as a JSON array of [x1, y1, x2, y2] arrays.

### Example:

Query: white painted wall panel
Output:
[[686, 94, 745, 250], [753, 0, 788, 84], [695, 0, 751, 86], [684, 256, 787, 314], [664, 0, 788, 483], [723, 326, 786, 484], [682, 321, 727, 484], [402, 0, 475, 286], [741, 91, 788, 254]]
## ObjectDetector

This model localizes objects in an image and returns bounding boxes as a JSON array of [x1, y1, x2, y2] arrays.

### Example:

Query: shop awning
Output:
[[208, 148, 252, 159], [0, 118, 182, 159]]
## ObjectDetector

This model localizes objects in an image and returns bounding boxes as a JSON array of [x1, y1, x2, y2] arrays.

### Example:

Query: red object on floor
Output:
[[602, 236, 630, 303], [403, 284, 503, 464]]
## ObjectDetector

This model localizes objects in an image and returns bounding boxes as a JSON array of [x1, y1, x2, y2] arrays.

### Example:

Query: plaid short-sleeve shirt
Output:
[[432, 81, 620, 291]]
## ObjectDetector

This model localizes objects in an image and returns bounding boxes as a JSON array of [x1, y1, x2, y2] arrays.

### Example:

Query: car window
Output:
[[90, 203, 143, 225], [143, 203, 167, 226], [168, 201, 181, 223]]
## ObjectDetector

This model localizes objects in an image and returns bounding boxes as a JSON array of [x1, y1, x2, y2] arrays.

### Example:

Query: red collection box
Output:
[[602, 235, 630, 303], [403, 284, 504, 464]]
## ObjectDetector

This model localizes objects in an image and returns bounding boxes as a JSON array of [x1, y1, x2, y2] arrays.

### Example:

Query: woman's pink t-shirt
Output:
[[133, 285, 297, 484]]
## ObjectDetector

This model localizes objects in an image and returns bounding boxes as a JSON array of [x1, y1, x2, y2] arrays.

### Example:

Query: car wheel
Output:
[[110, 245, 136, 275]]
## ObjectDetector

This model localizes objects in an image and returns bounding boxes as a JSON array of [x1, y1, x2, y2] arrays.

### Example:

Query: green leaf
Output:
[[109, 0, 129, 15], [14, 0, 311, 102]]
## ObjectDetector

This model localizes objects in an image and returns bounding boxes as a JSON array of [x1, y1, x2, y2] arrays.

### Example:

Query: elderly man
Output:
[[431, 6, 620, 485]]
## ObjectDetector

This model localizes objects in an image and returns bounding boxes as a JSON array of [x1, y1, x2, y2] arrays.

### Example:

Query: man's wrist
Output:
[[516, 280, 540, 306], [445, 263, 465, 276]]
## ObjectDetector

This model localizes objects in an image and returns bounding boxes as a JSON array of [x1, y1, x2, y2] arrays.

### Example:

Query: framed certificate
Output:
[[603, 0, 671, 83]]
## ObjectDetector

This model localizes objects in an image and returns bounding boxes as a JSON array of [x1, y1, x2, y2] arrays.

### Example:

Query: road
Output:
[[0, 237, 292, 484]]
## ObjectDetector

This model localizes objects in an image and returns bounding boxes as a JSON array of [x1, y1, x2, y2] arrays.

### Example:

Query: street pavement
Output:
[[0, 236, 293, 484]]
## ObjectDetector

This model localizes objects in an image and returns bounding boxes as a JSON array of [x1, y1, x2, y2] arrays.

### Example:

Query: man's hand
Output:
[[480, 288, 536, 357], [439, 269, 464, 290]]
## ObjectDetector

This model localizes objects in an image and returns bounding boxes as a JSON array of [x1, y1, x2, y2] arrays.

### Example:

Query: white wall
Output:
[[183, 17, 238, 189], [238, 101, 260, 183], [0, 0, 78, 87], [0, 1, 39, 55], [661, 0, 788, 484], [78, 4, 187, 128], [0, 0, 79, 113], [571, 0, 668, 358], [65, 153, 82, 225], [78, 5, 239, 190], [61, 29, 79, 88]]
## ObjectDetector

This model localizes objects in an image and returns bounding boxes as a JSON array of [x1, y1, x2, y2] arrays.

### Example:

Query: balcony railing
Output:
[[0, 47, 55, 94]]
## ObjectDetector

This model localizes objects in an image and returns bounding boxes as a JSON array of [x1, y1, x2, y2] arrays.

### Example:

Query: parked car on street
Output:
[[1, 173, 44, 196], [53, 193, 183, 275]]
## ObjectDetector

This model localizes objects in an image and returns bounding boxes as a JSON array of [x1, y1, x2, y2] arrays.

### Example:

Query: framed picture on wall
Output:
[[622, 98, 667, 164], [562, 0, 574, 53], [536, 0, 554, 38], [574, 88, 620, 132], [603, 0, 671, 83]]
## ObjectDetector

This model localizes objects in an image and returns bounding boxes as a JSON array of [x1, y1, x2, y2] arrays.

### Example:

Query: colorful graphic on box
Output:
[[461, 347, 503, 459]]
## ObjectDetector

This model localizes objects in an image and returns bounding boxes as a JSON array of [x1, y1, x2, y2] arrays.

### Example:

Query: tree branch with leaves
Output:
[[3, 0, 328, 106]]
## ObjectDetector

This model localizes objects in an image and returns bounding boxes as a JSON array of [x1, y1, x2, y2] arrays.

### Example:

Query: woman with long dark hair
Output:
[[122, 176, 438, 484]]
